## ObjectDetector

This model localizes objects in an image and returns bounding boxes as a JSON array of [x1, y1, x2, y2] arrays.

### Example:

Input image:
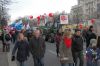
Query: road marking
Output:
[[48, 50, 57, 55]]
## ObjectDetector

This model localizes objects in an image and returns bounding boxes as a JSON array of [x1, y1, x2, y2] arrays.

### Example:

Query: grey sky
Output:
[[8, 0, 77, 20]]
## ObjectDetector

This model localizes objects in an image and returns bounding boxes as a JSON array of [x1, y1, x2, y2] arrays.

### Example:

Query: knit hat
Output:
[[90, 39, 97, 47]]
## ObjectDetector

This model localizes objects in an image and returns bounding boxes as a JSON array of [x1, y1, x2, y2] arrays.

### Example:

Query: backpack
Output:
[[5, 34, 11, 41]]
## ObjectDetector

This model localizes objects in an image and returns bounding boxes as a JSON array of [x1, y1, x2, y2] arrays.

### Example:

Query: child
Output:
[[86, 39, 100, 66]]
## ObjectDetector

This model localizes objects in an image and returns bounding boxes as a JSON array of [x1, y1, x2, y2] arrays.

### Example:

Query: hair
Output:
[[90, 39, 97, 47], [33, 29, 41, 36], [17, 33, 25, 41], [56, 29, 62, 36], [21, 29, 26, 33], [89, 25, 93, 31], [63, 29, 72, 38]]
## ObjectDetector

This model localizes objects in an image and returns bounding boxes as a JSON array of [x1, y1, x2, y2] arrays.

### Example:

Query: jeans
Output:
[[61, 63, 73, 66], [72, 51, 84, 66], [33, 57, 44, 66]]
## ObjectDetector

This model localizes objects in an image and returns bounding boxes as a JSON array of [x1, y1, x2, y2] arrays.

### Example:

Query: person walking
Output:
[[86, 39, 100, 66], [55, 30, 62, 57], [86, 26, 97, 48], [72, 29, 84, 66], [12, 33, 29, 66], [5, 31, 11, 52], [59, 29, 74, 66], [10, 30, 16, 43], [1, 29, 11, 52], [29, 29, 46, 66]]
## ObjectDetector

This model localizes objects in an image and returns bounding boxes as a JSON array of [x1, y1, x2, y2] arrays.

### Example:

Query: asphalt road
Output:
[[25, 42, 61, 66], [22, 41, 86, 66], [0, 41, 86, 66]]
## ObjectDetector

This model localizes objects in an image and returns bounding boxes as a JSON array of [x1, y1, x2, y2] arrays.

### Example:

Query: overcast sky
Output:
[[8, 0, 77, 21]]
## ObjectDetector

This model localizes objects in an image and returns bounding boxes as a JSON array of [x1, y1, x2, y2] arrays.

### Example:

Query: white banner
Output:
[[60, 15, 68, 24]]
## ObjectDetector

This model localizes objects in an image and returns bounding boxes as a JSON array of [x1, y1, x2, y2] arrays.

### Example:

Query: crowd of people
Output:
[[55, 25, 100, 66], [0, 25, 99, 66]]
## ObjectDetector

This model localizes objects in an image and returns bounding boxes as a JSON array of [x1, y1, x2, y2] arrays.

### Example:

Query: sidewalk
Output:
[[7, 43, 17, 66], [0, 41, 17, 66], [0, 52, 9, 66], [0, 41, 9, 66]]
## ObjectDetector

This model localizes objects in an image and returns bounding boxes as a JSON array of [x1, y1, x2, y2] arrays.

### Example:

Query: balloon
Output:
[[49, 13, 53, 17], [29, 16, 33, 19], [91, 19, 95, 24], [37, 16, 40, 21]]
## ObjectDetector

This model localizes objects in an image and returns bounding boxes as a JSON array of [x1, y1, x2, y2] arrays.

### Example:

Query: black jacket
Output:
[[72, 35, 83, 52], [86, 31, 96, 46], [29, 36, 46, 58], [12, 40, 29, 62]]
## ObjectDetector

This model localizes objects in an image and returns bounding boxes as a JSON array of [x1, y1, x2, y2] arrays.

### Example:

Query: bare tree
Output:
[[0, 0, 11, 19], [0, 0, 11, 27]]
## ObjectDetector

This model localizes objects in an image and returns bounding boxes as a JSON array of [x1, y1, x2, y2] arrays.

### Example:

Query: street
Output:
[[0, 41, 87, 66], [0, 41, 9, 66], [21, 42, 60, 66], [0, 0, 100, 66], [8, 42, 61, 66]]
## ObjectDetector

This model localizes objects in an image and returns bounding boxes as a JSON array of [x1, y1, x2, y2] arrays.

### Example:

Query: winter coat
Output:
[[59, 37, 74, 63], [82, 30, 88, 42], [86, 48, 100, 66], [12, 40, 29, 62], [87, 31, 96, 46], [72, 35, 83, 52], [1, 33, 11, 44], [55, 34, 62, 45], [29, 36, 46, 58]]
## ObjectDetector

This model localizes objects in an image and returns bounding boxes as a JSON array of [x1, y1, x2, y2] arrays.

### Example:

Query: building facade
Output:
[[70, 4, 83, 24], [70, 0, 100, 24]]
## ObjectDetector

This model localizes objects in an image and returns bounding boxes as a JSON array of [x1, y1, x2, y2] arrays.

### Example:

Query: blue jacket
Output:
[[86, 47, 100, 61]]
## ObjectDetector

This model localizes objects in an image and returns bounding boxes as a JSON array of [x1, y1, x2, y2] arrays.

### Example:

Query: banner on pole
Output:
[[60, 15, 68, 24]]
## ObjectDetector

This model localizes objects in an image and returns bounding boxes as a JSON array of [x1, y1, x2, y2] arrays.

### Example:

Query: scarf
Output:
[[64, 37, 72, 48]]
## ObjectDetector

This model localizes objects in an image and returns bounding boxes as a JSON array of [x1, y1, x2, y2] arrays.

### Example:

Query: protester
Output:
[[82, 27, 88, 43], [21, 29, 27, 37], [29, 29, 46, 66], [26, 30, 33, 41], [86, 39, 100, 66], [59, 29, 74, 66], [86, 26, 97, 48], [72, 29, 84, 66], [1, 29, 11, 52], [5, 31, 11, 52], [10, 30, 16, 43], [55, 29, 62, 57], [12, 33, 29, 66], [11, 29, 19, 43]]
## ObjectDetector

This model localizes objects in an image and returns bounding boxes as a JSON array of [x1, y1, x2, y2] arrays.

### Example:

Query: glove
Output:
[[11, 56, 15, 61]]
